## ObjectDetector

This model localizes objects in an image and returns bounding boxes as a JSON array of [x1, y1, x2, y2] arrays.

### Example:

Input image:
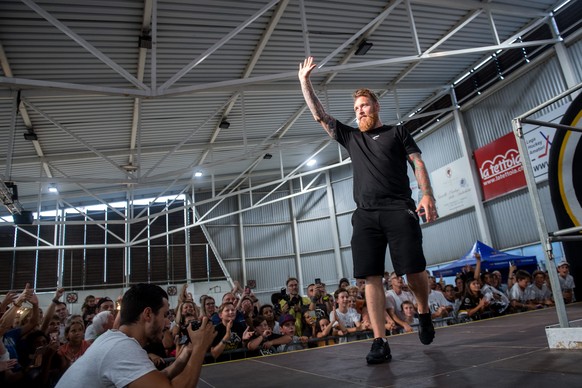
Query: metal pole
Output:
[[512, 118, 569, 328]]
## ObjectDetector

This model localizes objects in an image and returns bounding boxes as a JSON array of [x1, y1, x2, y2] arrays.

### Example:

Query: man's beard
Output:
[[358, 113, 379, 132], [146, 321, 164, 345]]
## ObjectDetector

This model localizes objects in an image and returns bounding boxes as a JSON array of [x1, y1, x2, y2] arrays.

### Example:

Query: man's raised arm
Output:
[[298, 57, 337, 138]]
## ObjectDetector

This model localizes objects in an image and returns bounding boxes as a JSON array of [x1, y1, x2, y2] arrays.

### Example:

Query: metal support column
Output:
[[451, 96, 493, 245], [325, 171, 344, 280], [512, 118, 569, 328]]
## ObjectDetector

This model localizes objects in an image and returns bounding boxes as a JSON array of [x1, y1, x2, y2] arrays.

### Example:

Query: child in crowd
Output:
[[246, 316, 291, 356], [400, 300, 419, 332], [276, 314, 308, 352]]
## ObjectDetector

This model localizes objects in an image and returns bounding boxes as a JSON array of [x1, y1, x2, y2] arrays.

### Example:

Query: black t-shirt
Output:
[[210, 322, 247, 362], [246, 332, 285, 357], [334, 121, 421, 209]]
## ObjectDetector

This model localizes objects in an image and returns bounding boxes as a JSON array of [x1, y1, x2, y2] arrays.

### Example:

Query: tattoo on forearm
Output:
[[301, 80, 336, 138], [411, 154, 434, 197]]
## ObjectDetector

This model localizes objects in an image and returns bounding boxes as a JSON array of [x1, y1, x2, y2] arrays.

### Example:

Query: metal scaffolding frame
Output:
[[512, 81, 582, 328]]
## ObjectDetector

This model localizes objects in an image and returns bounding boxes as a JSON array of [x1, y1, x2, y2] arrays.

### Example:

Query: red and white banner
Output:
[[474, 132, 526, 201]]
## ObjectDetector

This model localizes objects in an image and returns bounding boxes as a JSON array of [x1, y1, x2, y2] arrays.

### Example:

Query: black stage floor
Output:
[[198, 303, 582, 388]]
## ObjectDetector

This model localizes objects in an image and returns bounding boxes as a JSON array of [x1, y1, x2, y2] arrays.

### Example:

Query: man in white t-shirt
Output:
[[557, 260, 576, 303], [385, 273, 417, 332], [56, 283, 216, 388]]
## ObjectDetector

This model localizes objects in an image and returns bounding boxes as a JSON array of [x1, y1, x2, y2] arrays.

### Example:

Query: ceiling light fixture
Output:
[[48, 183, 58, 193], [307, 159, 317, 167], [355, 40, 373, 56], [194, 171, 203, 177], [219, 119, 230, 129], [263, 153, 272, 159], [23, 131, 38, 141]]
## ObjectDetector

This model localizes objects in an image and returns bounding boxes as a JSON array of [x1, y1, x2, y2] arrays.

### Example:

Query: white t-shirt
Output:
[[509, 283, 528, 304], [56, 329, 156, 388], [329, 307, 361, 329], [525, 283, 552, 302], [386, 289, 416, 321]]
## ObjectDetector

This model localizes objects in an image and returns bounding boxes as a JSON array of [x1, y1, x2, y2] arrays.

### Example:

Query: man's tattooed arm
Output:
[[298, 57, 337, 138], [409, 153, 434, 198]]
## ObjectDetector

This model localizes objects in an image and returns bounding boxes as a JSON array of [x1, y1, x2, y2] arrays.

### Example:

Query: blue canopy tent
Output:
[[432, 241, 538, 278]]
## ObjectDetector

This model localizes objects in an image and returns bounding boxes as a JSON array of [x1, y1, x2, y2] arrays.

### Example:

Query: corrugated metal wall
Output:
[[464, 57, 570, 148], [421, 210, 482, 266], [416, 119, 463, 170], [485, 183, 559, 249], [568, 39, 582, 83]]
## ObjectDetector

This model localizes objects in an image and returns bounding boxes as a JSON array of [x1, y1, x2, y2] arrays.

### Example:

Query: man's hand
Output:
[[54, 287, 65, 301], [188, 317, 217, 352], [416, 194, 438, 223], [0, 359, 18, 372], [242, 327, 254, 341], [298, 57, 317, 81]]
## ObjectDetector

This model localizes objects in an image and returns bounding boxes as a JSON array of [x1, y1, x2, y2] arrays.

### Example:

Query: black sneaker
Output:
[[366, 338, 392, 364], [418, 313, 435, 345]]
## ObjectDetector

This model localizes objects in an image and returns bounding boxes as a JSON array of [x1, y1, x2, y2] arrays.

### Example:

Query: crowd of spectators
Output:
[[0, 257, 576, 387]]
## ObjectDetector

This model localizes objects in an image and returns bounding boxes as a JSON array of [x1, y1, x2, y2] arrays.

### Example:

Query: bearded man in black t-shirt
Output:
[[298, 57, 439, 365]]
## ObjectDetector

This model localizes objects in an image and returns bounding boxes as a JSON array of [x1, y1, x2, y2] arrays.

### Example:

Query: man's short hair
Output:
[[515, 270, 532, 281], [286, 277, 298, 286], [96, 296, 113, 310], [352, 88, 379, 105], [120, 283, 168, 326], [218, 302, 235, 313], [333, 288, 348, 300], [531, 270, 546, 279]]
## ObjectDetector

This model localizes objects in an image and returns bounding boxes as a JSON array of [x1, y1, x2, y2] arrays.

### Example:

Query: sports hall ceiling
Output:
[[0, 0, 578, 218]]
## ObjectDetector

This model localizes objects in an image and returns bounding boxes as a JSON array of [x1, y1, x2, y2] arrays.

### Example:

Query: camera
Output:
[[280, 287, 299, 308], [178, 320, 201, 345]]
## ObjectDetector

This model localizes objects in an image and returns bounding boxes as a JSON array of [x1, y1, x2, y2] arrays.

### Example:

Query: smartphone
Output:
[[315, 278, 321, 285], [49, 332, 58, 342], [307, 310, 316, 319]]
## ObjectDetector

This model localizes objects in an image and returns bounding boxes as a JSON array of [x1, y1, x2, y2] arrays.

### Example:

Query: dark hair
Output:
[[26, 330, 49, 354], [286, 277, 298, 286], [515, 269, 531, 281], [333, 288, 348, 299], [120, 283, 168, 326], [97, 297, 113, 309], [252, 315, 267, 330], [532, 270, 546, 278], [259, 304, 274, 315]]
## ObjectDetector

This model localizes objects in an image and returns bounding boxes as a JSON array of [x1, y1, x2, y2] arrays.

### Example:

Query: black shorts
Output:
[[351, 207, 426, 278]]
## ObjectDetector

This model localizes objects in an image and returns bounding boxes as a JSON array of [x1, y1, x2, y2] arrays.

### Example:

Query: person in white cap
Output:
[[557, 259, 576, 303]]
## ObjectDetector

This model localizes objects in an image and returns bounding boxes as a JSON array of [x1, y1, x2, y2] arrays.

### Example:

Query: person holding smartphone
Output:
[[56, 283, 216, 388]]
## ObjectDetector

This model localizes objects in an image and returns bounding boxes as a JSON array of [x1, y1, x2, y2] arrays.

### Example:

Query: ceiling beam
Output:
[[20, 0, 150, 91], [158, 0, 282, 91], [410, 0, 550, 17]]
